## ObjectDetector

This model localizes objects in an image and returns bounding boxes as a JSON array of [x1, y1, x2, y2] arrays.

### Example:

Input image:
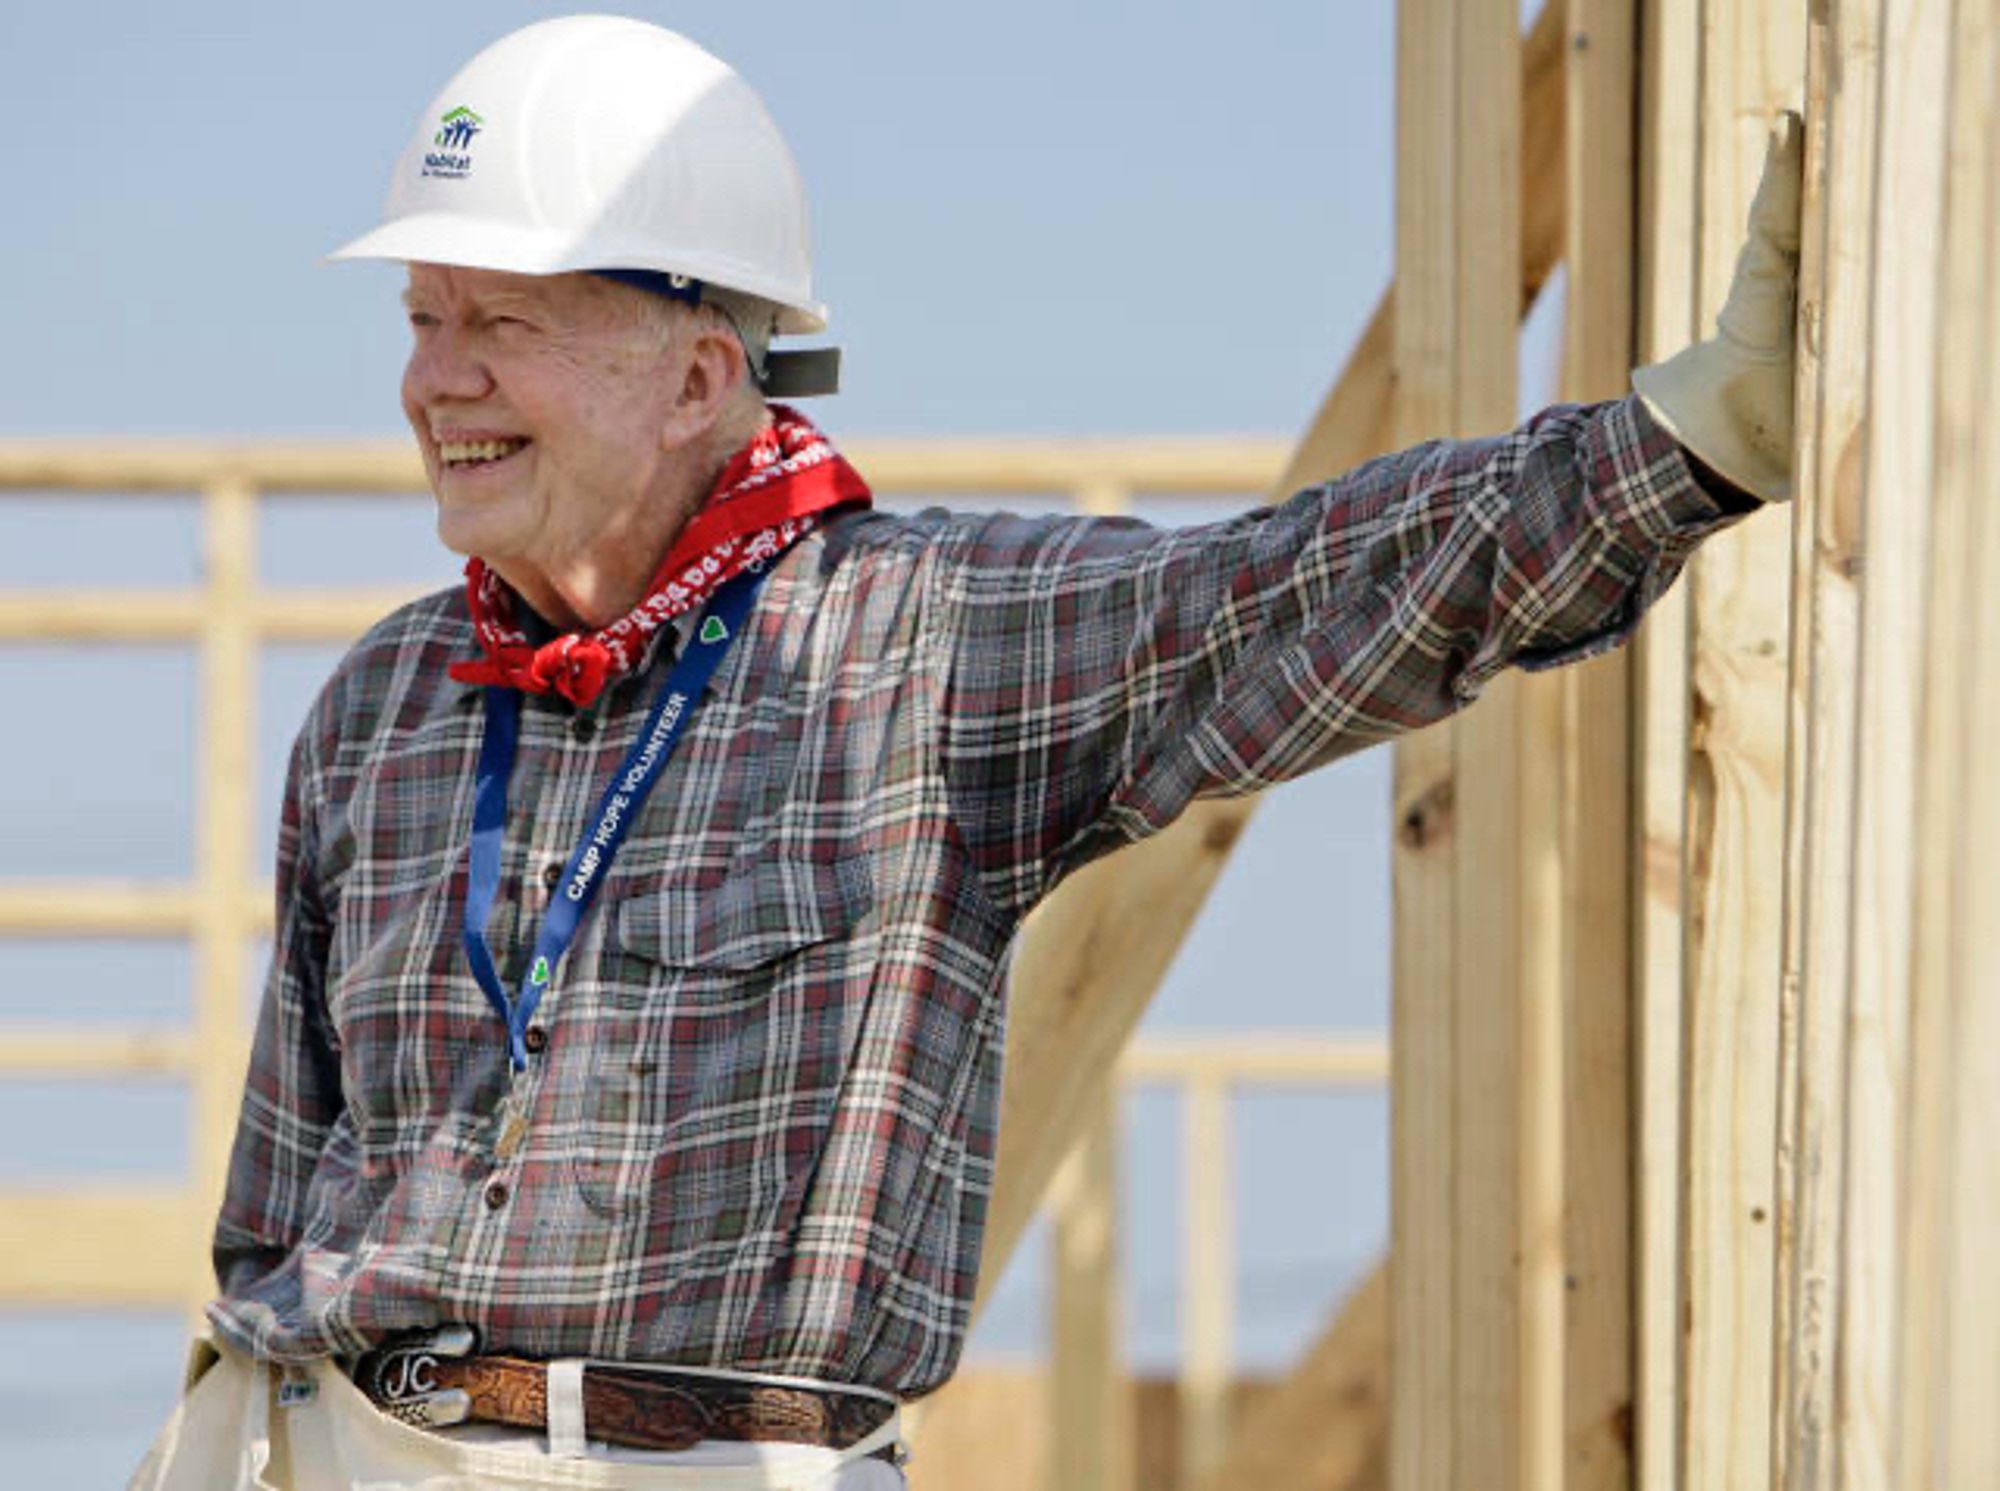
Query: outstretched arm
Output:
[[935, 395, 1750, 917]]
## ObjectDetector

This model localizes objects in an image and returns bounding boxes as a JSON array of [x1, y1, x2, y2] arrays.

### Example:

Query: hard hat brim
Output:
[[329, 212, 829, 336]]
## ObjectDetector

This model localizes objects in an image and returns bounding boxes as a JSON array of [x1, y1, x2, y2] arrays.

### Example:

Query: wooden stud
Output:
[[1448, 13, 1540, 1483], [1559, 3, 1639, 1486], [1630, 1, 1700, 1481], [1672, 3, 1801, 1487], [1389, 718, 1457, 1491], [1389, 6, 1464, 1483], [190, 477, 257, 1311], [1049, 1089, 1131, 1491], [1773, 4, 1876, 1487], [1835, 3, 1950, 1486], [1179, 1073, 1234, 1484], [1392, 2, 1533, 1489], [1897, 10, 2000, 1479]]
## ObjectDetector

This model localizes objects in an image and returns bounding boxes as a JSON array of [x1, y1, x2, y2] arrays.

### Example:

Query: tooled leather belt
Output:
[[352, 1343, 899, 1457]]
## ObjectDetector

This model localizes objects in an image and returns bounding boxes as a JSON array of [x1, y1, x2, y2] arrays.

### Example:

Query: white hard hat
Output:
[[332, 15, 837, 391]]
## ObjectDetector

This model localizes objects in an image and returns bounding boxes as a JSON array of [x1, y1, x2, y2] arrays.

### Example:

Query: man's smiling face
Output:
[[399, 264, 683, 576]]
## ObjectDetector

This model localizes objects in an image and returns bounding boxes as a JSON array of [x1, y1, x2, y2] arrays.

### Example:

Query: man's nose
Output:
[[404, 324, 495, 405]]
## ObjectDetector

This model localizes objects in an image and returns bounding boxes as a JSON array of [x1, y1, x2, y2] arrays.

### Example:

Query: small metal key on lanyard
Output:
[[492, 1073, 530, 1159]]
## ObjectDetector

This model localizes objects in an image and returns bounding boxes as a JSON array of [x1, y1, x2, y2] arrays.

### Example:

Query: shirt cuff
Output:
[[1510, 394, 1753, 678]]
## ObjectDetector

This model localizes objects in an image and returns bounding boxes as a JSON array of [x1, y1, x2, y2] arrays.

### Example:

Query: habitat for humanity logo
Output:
[[422, 105, 483, 180]]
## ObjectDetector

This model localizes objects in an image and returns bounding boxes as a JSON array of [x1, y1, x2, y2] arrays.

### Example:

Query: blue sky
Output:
[[0, 3, 1574, 1480], [0, 1, 1397, 438]]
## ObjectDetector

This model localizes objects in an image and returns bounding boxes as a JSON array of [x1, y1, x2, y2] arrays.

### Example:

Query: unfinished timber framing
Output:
[[1410, 0, 2000, 1488], [1366, 0, 2000, 1487]]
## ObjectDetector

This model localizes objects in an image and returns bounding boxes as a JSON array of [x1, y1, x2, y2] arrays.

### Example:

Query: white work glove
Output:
[[1632, 110, 1803, 503]]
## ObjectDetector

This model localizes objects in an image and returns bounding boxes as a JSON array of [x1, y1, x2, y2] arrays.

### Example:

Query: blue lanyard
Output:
[[462, 567, 766, 1071]]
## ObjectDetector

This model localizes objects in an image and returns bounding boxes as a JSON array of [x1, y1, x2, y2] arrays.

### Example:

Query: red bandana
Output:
[[449, 405, 872, 707]]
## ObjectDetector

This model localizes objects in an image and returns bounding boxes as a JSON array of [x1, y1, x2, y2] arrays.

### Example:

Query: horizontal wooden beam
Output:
[[0, 882, 269, 936], [853, 440, 1289, 494], [0, 1027, 195, 1078], [0, 587, 432, 643], [0, 589, 206, 641], [1119, 1036, 1389, 1085], [0, 440, 1290, 498], [255, 588, 440, 640], [0, 445, 427, 492], [0, 1017, 1386, 1088], [0, 1189, 197, 1305], [0, 883, 206, 935]]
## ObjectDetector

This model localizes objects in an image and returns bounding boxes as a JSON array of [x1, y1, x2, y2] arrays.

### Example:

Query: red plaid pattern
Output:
[[210, 397, 1743, 1396]]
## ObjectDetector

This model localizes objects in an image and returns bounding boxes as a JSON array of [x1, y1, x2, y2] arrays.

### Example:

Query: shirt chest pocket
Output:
[[614, 854, 874, 972], [568, 854, 875, 1231]]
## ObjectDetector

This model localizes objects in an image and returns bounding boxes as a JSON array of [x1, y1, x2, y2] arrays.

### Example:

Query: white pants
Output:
[[128, 1342, 906, 1491]]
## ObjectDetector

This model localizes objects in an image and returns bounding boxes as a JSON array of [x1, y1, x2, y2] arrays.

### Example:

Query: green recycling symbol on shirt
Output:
[[700, 616, 729, 645], [529, 956, 551, 986]]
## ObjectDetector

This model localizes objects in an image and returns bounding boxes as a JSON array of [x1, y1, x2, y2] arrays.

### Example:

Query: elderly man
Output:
[[131, 15, 1797, 1491]]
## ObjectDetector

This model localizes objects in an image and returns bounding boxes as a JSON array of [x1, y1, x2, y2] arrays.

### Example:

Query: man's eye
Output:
[[407, 311, 438, 330]]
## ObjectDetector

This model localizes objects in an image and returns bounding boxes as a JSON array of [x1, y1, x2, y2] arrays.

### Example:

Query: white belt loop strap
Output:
[[836, 1410, 906, 1469], [547, 1358, 588, 1460], [243, 1359, 277, 1490]]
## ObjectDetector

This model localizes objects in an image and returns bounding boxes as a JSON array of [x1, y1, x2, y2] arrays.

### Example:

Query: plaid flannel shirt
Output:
[[210, 397, 1743, 1396]]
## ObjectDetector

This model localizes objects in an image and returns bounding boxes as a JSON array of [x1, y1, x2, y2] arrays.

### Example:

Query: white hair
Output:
[[698, 285, 778, 383], [617, 281, 775, 404]]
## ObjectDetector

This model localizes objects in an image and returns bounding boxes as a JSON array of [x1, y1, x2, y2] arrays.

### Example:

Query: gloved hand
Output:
[[1632, 110, 1804, 503]]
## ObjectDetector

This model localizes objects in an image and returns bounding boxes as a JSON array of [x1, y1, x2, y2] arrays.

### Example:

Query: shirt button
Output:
[[523, 1025, 549, 1055], [483, 1181, 510, 1211], [541, 861, 564, 890], [571, 714, 598, 742]]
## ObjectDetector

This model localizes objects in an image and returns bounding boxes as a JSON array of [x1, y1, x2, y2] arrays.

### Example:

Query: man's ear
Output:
[[671, 316, 751, 432]]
